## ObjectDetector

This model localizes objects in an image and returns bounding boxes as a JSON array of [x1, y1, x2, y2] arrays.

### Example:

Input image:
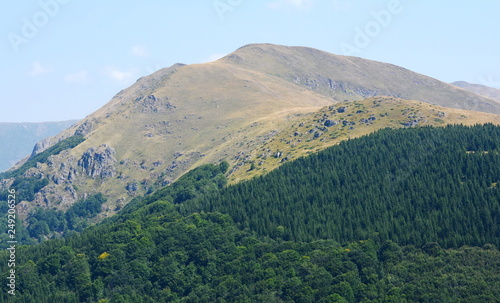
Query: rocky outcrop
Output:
[[30, 136, 58, 157], [78, 145, 117, 179], [30, 126, 84, 158], [324, 120, 337, 127], [47, 153, 79, 185], [30, 183, 79, 211], [126, 181, 139, 195], [74, 120, 95, 137], [135, 95, 177, 114]]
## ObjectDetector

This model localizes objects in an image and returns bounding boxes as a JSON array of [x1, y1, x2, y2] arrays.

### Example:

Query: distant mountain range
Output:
[[2, 43, 500, 222], [0, 120, 78, 172], [452, 81, 500, 102]]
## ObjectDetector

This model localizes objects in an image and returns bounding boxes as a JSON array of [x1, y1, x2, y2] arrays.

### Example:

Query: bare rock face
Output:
[[30, 136, 58, 157], [74, 120, 95, 137], [78, 145, 117, 179], [135, 95, 177, 114], [30, 184, 79, 211], [47, 153, 79, 185]]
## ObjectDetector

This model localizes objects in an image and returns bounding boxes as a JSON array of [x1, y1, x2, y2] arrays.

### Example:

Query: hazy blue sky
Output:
[[2, 0, 499, 122]]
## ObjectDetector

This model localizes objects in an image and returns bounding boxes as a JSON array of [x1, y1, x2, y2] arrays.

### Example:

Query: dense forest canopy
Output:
[[181, 124, 500, 247], [1, 124, 499, 302]]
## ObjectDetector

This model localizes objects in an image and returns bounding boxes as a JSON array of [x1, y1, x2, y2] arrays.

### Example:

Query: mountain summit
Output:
[[3, 43, 500, 220], [223, 44, 500, 113]]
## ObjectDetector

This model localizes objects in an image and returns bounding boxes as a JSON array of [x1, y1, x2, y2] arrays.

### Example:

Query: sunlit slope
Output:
[[223, 44, 500, 114], [229, 96, 500, 182], [6, 59, 333, 217], [4, 43, 500, 220]]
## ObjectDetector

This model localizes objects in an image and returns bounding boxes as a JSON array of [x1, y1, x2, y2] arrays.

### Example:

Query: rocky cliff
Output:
[[78, 145, 117, 179]]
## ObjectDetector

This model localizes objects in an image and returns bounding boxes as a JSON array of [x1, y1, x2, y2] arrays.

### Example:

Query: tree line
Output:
[[0, 124, 499, 302]]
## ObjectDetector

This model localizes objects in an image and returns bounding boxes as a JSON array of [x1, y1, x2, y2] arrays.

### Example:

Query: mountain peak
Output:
[[4, 43, 500, 222], [222, 44, 500, 115]]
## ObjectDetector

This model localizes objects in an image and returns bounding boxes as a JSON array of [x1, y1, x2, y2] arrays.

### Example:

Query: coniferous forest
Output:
[[1, 124, 499, 302]]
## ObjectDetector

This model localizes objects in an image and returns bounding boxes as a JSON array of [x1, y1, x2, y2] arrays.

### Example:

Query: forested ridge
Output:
[[1, 124, 499, 302], [181, 124, 500, 247]]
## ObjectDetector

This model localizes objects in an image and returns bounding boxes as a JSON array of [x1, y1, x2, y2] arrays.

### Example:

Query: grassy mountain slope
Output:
[[452, 81, 500, 102], [3, 44, 500, 222], [4, 60, 333, 218], [1, 125, 499, 302], [229, 96, 500, 182], [0, 120, 77, 172], [224, 44, 500, 114]]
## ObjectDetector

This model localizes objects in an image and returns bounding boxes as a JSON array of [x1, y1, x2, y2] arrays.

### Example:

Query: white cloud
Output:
[[201, 53, 226, 63], [268, 0, 315, 10], [64, 70, 89, 84], [28, 61, 53, 76], [131, 45, 150, 57], [104, 67, 135, 83]]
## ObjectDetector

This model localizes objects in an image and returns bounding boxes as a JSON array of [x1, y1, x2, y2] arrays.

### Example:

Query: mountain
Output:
[[1, 124, 499, 302], [224, 45, 500, 114], [229, 96, 500, 182], [183, 124, 500, 247], [3, 43, 500, 223], [452, 81, 500, 102], [0, 120, 77, 172]]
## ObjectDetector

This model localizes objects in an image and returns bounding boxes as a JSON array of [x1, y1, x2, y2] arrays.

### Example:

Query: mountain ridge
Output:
[[3, 43, 500, 223], [221, 44, 500, 114], [452, 80, 500, 102]]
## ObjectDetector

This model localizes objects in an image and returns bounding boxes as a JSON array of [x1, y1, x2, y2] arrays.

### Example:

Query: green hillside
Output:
[[1, 124, 499, 302], [184, 124, 500, 247]]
